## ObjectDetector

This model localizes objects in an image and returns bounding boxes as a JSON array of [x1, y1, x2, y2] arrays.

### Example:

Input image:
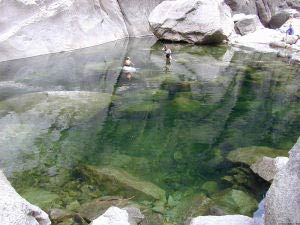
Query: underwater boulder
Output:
[[49, 208, 87, 225], [210, 189, 258, 216], [76, 165, 166, 202], [227, 146, 288, 166]]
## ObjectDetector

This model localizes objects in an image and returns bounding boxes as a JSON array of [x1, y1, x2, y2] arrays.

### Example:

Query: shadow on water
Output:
[[0, 37, 300, 224]]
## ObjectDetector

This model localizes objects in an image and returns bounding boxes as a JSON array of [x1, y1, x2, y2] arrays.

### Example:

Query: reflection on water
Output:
[[1, 37, 300, 224]]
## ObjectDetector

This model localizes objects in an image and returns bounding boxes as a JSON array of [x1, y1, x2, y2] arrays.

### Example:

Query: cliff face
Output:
[[265, 138, 300, 224], [0, 0, 163, 62]]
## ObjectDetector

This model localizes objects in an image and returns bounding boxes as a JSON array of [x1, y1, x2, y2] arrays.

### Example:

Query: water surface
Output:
[[1, 37, 300, 224]]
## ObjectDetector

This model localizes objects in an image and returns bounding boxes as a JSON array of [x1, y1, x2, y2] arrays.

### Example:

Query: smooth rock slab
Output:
[[77, 165, 166, 201], [250, 156, 289, 182], [0, 170, 51, 225], [186, 215, 254, 225], [149, 0, 234, 44]]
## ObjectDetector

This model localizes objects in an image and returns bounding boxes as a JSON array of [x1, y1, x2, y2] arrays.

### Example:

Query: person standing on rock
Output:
[[162, 44, 172, 64], [286, 24, 294, 36]]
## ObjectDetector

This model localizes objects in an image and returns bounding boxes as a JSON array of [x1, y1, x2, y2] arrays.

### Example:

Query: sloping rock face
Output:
[[0, 0, 163, 62], [225, 0, 288, 26], [265, 138, 300, 225], [0, 170, 51, 225], [186, 215, 254, 225], [148, 0, 234, 44]]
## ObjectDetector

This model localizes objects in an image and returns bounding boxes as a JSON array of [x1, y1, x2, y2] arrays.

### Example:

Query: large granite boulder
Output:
[[250, 156, 289, 182], [0, 0, 163, 62], [0, 170, 51, 225], [233, 14, 263, 35], [148, 0, 234, 44], [265, 138, 300, 224], [225, 0, 288, 26], [186, 215, 254, 225], [269, 9, 299, 28]]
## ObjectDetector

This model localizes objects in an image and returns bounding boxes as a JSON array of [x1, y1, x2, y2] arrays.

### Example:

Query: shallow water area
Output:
[[1, 37, 300, 224]]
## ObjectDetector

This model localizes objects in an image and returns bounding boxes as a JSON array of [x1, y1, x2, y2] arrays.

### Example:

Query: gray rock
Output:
[[269, 9, 299, 28], [225, 0, 288, 26], [186, 215, 254, 225], [90, 206, 144, 225], [49, 208, 88, 225], [234, 14, 263, 35], [122, 206, 145, 225], [149, 0, 234, 44], [287, 0, 300, 10], [265, 137, 300, 224], [250, 156, 289, 182], [0, 170, 51, 225], [225, 0, 257, 15]]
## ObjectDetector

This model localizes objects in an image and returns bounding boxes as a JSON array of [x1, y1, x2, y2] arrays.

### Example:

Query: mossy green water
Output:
[[1, 38, 300, 224]]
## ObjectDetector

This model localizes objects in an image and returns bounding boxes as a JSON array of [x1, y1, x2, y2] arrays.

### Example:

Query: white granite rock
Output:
[[0, 170, 51, 225], [186, 215, 254, 225], [265, 138, 300, 224], [149, 0, 234, 44], [251, 156, 289, 182]]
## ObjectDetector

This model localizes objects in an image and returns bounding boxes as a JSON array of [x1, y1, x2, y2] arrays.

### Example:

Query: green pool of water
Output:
[[1, 37, 300, 224]]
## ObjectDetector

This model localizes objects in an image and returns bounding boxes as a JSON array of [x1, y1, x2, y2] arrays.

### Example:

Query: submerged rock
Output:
[[0, 170, 51, 225], [265, 138, 300, 224], [250, 156, 289, 182], [149, 0, 234, 44], [21, 188, 59, 210], [78, 196, 132, 222], [211, 189, 258, 216], [186, 215, 254, 225], [76, 165, 166, 202], [49, 208, 88, 225], [227, 146, 288, 166]]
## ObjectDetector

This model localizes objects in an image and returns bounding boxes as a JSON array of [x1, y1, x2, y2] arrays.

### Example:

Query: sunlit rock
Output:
[[149, 0, 234, 44], [90, 206, 144, 225], [250, 156, 289, 182], [0, 170, 51, 225], [265, 138, 300, 224], [186, 215, 254, 225]]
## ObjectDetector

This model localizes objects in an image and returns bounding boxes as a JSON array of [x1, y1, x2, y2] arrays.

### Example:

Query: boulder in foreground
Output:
[[186, 215, 254, 225], [0, 170, 51, 225], [149, 0, 234, 44], [265, 138, 300, 224]]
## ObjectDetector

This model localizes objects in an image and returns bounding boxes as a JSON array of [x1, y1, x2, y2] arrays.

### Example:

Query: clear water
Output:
[[1, 37, 300, 224]]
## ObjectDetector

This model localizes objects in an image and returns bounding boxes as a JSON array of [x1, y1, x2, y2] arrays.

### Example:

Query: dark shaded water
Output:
[[1, 37, 300, 224]]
